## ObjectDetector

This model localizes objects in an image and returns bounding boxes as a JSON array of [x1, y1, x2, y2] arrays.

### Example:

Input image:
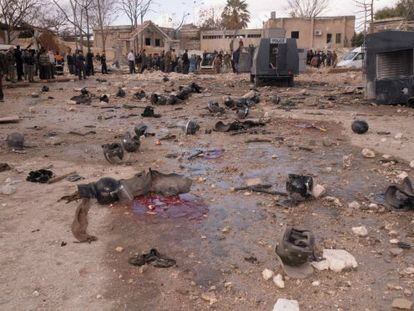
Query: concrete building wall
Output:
[[200, 29, 262, 52], [371, 17, 414, 33], [264, 16, 355, 50]]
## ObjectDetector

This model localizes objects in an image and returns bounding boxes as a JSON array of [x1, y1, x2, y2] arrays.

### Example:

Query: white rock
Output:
[[369, 203, 379, 209], [322, 249, 358, 272], [410, 160, 414, 169], [312, 184, 326, 199], [272, 298, 300, 311], [390, 239, 400, 244], [273, 274, 285, 289], [311, 280, 320, 287], [403, 267, 414, 275], [362, 148, 376, 158], [0, 184, 16, 195], [311, 260, 329, 271], [262, 269, 274, 281], [348, 201, 360, 209], [32, 290, 40, 297], [391, 298, 413, 310], [395, 133, 403, 140], [397, 172, 409, 181], [352, 226, 368, 237]]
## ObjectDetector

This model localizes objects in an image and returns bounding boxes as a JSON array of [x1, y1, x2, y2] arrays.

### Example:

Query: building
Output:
[[371, 17, 414, 33], [200, 28, 264, 52], [264, 13, 355, 50]]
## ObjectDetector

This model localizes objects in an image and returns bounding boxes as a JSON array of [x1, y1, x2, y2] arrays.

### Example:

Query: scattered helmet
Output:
[[6, 132, 25, 150], [351, 120, 369, 134]]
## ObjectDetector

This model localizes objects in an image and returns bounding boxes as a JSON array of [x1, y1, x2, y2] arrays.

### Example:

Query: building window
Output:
[[336, 33, 342, 44], [145, 38, 151, 46], [202, 35, 223, 40], [326, 33, 332, 44], [155, 39, 161, 47], [247, 34, 261, 38], [291, 31, 299, 39]]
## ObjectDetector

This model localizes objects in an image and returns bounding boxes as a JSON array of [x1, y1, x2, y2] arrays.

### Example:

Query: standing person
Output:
[[0, 50, 5, 102], [67, 53, 74, 74], [38, 48, 50, 80], [232, 40, 243, 74], [101, 52, 108, 74], [332, 50, 338, 68], [140, 49, 147, 73], [189, 54, 196, 73], [182, 49, 190, 74], [171, 49, 177, 72], [86, 50, 94, 76], [48, 50, 55, 79], [76, 50, 86, 80], [196, 55, 202, 71], [6, 47, 16, 82], [24, 50, 35, 82], [164, 49, 172, 73], [15, 45, 24, 81], [127, 50, 135, 74], [223, 52, 232, 72], [213, 51, 223, 74]]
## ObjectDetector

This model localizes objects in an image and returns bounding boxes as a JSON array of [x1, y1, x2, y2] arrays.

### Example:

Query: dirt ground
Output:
[[0, 68, 413, 311]]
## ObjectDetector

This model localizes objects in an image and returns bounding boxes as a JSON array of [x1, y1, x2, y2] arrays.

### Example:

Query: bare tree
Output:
[[0, 0, 42, 43], [287, 0, 330, 18], [35, 7, 70, 35], [118, 0, 153, 27], [93, 0, 116, 53]]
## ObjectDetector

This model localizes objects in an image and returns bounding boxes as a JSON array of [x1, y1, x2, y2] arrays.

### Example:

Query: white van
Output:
[[337, 47, 364, 69]]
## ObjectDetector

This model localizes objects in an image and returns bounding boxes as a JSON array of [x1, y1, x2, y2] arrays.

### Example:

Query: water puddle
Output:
[[131, 193, 208, 220]]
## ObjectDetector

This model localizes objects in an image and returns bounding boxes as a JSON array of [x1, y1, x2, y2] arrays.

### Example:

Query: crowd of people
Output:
[[125, 48, 203, 74], [307, 50, 338, 68]]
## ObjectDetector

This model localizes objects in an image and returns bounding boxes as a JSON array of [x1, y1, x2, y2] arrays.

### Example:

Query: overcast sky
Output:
[[113, 0, 398, 30]]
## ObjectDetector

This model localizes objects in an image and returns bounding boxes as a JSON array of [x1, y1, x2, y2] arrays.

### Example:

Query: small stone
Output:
[[322, 138, 333, 147], [246, 178, 262, 186], [410, 160, 414, 168], [348, 201, 360, 209], [272, 274, 285, 289], [115, 246, 124, 253], [352, 226, 368, 237], [312, 184, 326, 199], [262, 268, 274, 281], [272, 154, 278, 159], [390, 248, 404, 256], [201, 292, 217, 305], [0, 184, 16, 195], [403, 267, 414, 275], [322, 249, 358, 272], [312, 280, 320, 287], [311, 260, 329, 271], [31, 92, 39, 98], [324, 196, 342, 207], [389, 230, 399, 236], [224, 282, 232, 288], [272, 298, 300, 311], [369, 203, 379, 209], [96, 294, 103, 299], [390, 239, 400, 244], [397, 172, 409, 181], [391, 298, 412, 310], [32, 290, 40, 297], [404, 289, 412, 296], [362, 148, 376, 158], [395, 133, 403, 140], [221, 226, 231, 233]]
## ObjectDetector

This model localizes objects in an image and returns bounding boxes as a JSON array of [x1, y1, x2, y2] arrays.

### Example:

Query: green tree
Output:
[[220, 0, 250, 51], [351, 32, 364, 47], [374, 0, 414, 20]]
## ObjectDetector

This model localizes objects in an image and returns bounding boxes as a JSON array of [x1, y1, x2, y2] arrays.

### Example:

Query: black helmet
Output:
[[286, 174, 314, 199], [351, 120, 369, 134], [275, 227, 315, 267], [6, 132, 25, 150], [121, 132, 140, 153], [102, 143, 124, 164], [78, 177, 120, 204], [134, 124, 148, 137]]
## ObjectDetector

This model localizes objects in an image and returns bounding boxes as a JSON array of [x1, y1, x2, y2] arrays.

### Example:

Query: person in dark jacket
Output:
[[182, 49, 190, 74], [38, 48, 50, 80], [76, 50, 86, 80], [23, 50, 35, 82], [67, 53, 74, 74], [101, 53, 108, 74], [86, 50, 94, 76], [15, 45, 24, 81]]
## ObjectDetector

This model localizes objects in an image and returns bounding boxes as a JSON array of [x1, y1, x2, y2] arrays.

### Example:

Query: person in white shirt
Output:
[[127, 50, 135, 74]]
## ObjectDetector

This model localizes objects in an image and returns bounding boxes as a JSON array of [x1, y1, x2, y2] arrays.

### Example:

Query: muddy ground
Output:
[[0, 68, 413, 311]]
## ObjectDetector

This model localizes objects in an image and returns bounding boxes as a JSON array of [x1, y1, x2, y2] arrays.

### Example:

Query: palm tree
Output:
[[221, 0, 250, 51], [221, 0, 250, 30]]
